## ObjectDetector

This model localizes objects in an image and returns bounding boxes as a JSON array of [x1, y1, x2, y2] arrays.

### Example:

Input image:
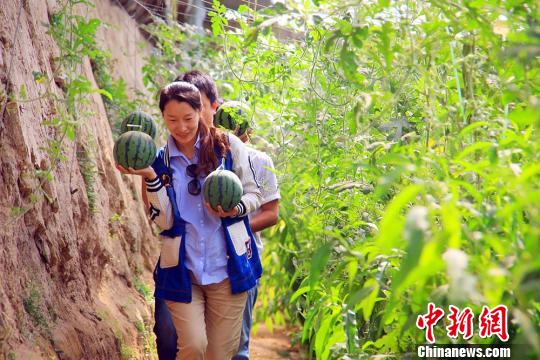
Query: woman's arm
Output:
[[144, 174, 174, 231], [117, 164, 173, 230]]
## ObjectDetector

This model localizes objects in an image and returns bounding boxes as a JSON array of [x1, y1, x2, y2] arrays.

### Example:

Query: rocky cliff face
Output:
[[0, 0, 160, 358]]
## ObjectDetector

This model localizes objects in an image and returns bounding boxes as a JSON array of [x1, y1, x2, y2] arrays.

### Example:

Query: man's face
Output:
[[200, 93, 217, 128]]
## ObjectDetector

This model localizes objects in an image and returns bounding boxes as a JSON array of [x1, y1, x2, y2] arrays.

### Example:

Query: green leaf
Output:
[[290, 286, 310, 303], [310, 243, 332, 289], [509, 107, 540, 129], [19, 85, 27, 100], [351, 26, 368, 48], [237, 4, 249, 13], [96, 88, 112, 100], [455, 141, 493, 160], [66, 126, 76, 141], [32, 71, 47, 84], [347, 106, 359, 135], [347, 259, 358, 288], [374, 185, 423, 256], [378, 22, 393, 70], [338, 20, 353, 36], [347, 284, 376, 308], [458, 121, 489, 138], [244, 28, 260, 46], [391, 215, 426, 293], [357, 279, 380, 321]]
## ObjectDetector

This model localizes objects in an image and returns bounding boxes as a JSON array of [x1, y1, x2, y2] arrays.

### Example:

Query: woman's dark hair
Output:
[[159, 81, 201, 112], [174, 70, 218, 105], [159, 81, 229, 174]]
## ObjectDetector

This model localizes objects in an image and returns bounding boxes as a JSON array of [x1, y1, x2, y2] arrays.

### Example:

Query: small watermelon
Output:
[[113, 131, 157, 170], [203, 169, 243, 212], [121, 111, 157, 139], [214, 101, 250, 136]]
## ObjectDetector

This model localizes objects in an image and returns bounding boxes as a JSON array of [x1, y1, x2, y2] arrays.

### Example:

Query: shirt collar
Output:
[[167, 133, 201, 160]]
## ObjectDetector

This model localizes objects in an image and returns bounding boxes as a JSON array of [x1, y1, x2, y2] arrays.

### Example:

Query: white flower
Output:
[[443, 249, 482, 303], [412, 15, 426, 26], [509, 163, 522, 176], [443, 249, 468, 276], [406, 206, 429, 232]]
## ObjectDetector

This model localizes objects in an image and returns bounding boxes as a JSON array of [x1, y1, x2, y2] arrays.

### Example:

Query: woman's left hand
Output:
[[205, 202, 238, 218]]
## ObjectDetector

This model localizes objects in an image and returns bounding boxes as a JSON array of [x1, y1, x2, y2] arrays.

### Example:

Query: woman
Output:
[[117, 81, 262, 359]]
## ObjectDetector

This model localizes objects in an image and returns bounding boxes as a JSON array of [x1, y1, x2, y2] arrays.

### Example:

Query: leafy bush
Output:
[[142, 0, 539, 358]]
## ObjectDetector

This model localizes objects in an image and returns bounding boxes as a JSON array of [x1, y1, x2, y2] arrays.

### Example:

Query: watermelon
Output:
[[121, 111, 157, 139], [214, 101, 250, 136], [113, 131, 157, 170], [203, 169, 243, 212]]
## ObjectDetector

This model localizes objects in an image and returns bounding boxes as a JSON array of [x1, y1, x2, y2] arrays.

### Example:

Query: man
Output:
[[216, 104, 281, 360]]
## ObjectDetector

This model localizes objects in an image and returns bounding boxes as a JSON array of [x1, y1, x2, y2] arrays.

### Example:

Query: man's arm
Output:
[[249, 199, 279, 233]]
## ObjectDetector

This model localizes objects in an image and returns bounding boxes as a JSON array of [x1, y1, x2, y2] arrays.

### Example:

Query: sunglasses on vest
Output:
[[186, 163, 201, 196]]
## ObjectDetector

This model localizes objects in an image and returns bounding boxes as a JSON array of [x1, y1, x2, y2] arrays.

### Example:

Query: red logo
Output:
[[416, 303, 445, 343], [479, 305, 509, 341], [416, 304, 509, 343], [446, 305, 474, 340]]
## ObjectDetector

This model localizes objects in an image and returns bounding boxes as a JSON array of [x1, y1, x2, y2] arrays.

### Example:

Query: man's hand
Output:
[[205, 202, 239, 218]]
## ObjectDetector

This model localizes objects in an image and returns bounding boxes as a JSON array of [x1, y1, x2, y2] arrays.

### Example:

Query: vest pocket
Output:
[[226, 221, 249, 256], [160, 236, 182, 268]]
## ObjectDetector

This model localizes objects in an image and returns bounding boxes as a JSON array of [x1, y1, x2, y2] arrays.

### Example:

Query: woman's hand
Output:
[[116, 164, 157, 180], [205, 202, 239, 218]]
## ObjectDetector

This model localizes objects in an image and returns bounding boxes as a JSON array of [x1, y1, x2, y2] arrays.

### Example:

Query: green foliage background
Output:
[[43, 0, 539, 358], [140, 0, 539, 358]]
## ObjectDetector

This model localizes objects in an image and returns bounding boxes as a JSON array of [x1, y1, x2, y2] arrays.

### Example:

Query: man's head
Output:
[[174, 70, 218, 127]]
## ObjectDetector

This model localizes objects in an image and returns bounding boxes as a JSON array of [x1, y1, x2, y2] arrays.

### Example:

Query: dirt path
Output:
[[249, 324, 307, 359]]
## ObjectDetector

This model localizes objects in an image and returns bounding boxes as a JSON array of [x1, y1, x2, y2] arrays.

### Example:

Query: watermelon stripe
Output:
[[145, 140, 154, 166], [227, 113, 234, 130], [206, 177, 215, 208], [212, 177, 219, 209], [229, 175, 236, 211], [210, 176, 217, 208], [217, 174, 223, 210], [233, 179, 240, 208], [133, 132, 142, 168], [118, 138, 126, 166], [224, 174, 231, 210], [123, 134, 131, 168], [141, 139, 150, 168], [139, 141, 146, 168]]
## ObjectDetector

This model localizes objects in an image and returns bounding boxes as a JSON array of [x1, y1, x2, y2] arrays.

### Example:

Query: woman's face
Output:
[[162, 99, 200, 148]]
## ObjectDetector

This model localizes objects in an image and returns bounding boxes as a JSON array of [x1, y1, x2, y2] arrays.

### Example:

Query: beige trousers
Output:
[[165, 278, 248, 360]]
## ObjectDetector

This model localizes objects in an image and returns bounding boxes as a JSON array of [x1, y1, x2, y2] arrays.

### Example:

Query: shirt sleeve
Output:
[[145, 176, 174, 231], [259, 154, 281, 205], [229, 134, 262, 216]]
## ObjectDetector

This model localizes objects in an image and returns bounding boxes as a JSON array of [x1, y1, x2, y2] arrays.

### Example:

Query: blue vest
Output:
[[151, 145, 262, 303]]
